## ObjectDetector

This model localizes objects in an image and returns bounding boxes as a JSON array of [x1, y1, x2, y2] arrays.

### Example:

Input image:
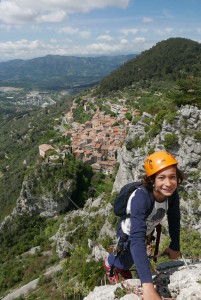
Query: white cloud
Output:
[[142, 17, 153, 23], [165, 28, 173, 33], [79, 31, 91, 39], [0, 1, 35, 24], [58, 26, 79, 35], [133, 37, 145, 43], [155, 28, 173, 36], [63, 38, 73, 43], [0, 0, 130, 25], [86, 42, 122, 54], [197, 28, 201, 34], [120, 28, 138, 35], [35, 10, 66, 23], [0, 35, 150, 61], [96, 35, 114, 41], [0, 39, 44, 57], [58, 27, 91, 39], [120, 38, 128, 45], [50, 38, 57, 43], [0, 39, 72, 60]]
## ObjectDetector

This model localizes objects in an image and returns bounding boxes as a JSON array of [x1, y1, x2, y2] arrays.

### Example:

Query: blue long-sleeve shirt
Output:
[[129, 187, 180, 283]]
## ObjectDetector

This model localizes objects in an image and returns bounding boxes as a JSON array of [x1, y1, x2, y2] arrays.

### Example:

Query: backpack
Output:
[[113, 181, 160, 262], [113, 181, 154, 219]]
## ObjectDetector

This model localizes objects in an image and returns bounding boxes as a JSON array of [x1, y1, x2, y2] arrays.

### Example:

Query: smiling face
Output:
[[153, 165, 178, 201]]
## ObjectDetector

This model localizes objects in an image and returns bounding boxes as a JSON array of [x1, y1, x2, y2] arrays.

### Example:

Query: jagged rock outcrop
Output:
[[51, 194, 115, 259], [113, 105, 201, 234], [84, 260, 201, 300], [13, 177, 73, 217], [0, 176, 73, 231]]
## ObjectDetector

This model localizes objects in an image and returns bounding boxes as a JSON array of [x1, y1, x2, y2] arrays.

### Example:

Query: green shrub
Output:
[[194, 131, 201, 141], [148, 146, 155, 155], [14, 296, 26, 300], [37, 274, 52, 287], [180, 190, 188, 201], [164, 133, 179, 149], [132, 116, 140, 124], [190, 170, 200, 182], [126, 135, 148, 150], [142, 116, 151, 124], [148, 110, 167, 137], [125, 112, 132, 121], [165, 112, 177, 124], [101, 235, 113, 250], [161, 226, 201, 258], [144, 124, 150, 132], [149, 123, 161, 137], [114, 287, 127, 298], [86, 215, 105, 240], [191, 191, 200, 211], [63, 246, 105, 295]]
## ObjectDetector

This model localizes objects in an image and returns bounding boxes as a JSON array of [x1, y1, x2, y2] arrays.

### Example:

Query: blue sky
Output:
[[0, 0, 201, 62]]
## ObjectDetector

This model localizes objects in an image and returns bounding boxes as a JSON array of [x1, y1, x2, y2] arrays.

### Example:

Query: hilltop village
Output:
[[39, 95, 140, 174]]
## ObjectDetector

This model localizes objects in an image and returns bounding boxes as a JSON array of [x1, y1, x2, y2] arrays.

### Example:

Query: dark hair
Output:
[[143, 166, 184, 191]]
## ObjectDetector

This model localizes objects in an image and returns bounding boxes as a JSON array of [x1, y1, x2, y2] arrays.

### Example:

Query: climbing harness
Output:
[[107, 236, 177, 300], [105, 226, 190, 299]]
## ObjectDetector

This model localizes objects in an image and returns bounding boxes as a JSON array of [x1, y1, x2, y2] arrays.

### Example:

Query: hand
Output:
[[142, 283, 161, 300], [163, 247, 181, 259]]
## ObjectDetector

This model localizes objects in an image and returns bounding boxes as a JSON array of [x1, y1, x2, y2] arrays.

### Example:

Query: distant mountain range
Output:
[[97, 37, 201, 94], [0, 54, 136, 92]]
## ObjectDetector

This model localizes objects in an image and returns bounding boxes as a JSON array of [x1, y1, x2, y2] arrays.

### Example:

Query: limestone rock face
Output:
[[52, 193, 115, 259], [84, 283, 121, 300], [0, 176, 73, 231], [13, 177, 72, 218], [83, 261, 201, 300], [113, 105, 201, 233]]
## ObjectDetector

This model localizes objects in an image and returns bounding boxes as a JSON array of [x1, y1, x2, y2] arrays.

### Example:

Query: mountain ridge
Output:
[[97, 37, 201, 94], [0, 54, 136, 91]]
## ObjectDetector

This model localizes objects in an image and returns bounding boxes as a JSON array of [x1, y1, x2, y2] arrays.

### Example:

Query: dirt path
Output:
[[2, 264, 62, 300]]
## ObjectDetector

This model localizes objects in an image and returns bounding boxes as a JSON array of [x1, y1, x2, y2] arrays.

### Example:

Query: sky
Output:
[[0, 0, 201, 62]]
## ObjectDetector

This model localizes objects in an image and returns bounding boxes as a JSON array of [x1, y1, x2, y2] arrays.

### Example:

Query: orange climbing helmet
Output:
[[144, 151, 178, 177]]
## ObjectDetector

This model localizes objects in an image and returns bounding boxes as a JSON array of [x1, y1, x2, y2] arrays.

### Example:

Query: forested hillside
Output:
[[0, 97, 73, 221], [97, 38, 201, 105]]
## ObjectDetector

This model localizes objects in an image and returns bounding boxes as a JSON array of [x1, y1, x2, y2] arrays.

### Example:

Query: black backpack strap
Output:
[[124, 182, 142, 217], [114, 181, 142, 219], [124, 185, 153, 219]]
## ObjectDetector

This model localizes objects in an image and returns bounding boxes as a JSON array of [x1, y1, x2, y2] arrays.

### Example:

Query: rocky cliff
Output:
[[0, 170, 73, 231], [81, 105, 201, 299], [83, 260, 201, 300], [113, 105, 201, 234]]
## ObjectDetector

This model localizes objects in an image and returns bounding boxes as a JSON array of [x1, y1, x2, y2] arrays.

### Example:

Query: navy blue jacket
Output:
[[129, 187, 180, 283]]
